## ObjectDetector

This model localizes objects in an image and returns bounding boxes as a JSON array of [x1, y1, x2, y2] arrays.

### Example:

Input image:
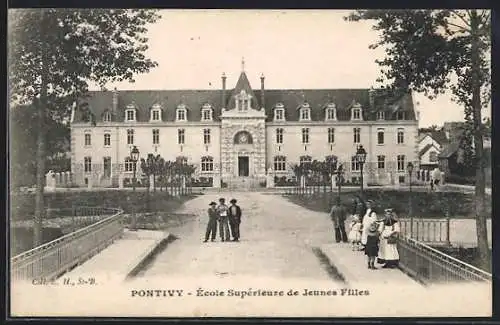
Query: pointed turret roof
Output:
[[231, 71, 257, 99]]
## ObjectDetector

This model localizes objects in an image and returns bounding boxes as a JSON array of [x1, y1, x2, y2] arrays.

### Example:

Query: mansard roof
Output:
[[74, 87, 416, 123]]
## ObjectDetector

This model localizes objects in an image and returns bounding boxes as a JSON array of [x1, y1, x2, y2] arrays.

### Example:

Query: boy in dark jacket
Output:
[[204, 202, 218, 242], [228, 198, 242, 242]]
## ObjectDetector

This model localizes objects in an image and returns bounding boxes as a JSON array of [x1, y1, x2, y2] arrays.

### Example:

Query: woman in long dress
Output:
[[360, 200, 377, 247], [377, 208, 401, 268]]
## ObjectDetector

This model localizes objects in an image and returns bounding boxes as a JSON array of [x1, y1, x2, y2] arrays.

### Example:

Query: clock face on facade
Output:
[[239, 134, 248, 144]]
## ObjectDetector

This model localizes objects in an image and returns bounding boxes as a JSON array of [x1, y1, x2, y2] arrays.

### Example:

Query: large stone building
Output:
[[70, 65, 419, 189]]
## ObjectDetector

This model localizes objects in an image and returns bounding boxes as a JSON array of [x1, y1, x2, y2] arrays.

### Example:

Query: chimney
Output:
[[221, 73, 227, 109], [260, 73, 265, 110], [368, 87, 375, 108], [112, 87, 118, 115]]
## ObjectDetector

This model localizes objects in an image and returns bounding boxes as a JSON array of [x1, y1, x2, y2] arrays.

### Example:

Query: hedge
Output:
[[286, 189, 491, 218], [10, 191, 198, 222]]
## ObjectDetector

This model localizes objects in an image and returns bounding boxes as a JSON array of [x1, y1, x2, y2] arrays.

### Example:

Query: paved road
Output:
[[141, 192, 336, 281]]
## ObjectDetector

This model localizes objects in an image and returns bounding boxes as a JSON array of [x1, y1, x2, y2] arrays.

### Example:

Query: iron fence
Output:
[[11, 207, 124, 281], [397, 236, 492, 284], [399, 218, 450, 245]]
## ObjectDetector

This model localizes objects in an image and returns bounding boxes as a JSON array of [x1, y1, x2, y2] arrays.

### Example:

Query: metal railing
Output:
[[397, 236, 492, 284], [399, 218, 450, 245], [11, 207, 124, 281]]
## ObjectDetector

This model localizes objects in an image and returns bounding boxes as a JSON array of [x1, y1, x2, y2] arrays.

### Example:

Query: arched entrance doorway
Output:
[[234, 131, 253, 177]]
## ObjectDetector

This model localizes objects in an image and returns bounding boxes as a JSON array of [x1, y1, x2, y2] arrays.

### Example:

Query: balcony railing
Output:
[[397, 236, 492, 284], [11, 207, 124, 282]]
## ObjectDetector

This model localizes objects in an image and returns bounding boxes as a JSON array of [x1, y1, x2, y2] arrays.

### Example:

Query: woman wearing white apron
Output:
[[360, 200, 377, 247], [377, 208, 401, 268]]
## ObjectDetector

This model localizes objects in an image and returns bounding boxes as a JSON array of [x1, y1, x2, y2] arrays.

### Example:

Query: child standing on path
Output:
[[364, 222, 380, 270], [348, 215, 362, 251]]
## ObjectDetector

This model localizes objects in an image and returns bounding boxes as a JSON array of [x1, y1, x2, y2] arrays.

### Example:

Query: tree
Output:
[[10, 104, 71, 188], [346, 9, 491, 270], [9, 9, 160, 246]]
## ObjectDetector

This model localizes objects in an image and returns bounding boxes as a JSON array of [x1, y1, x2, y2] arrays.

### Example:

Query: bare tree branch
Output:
[[450, 9, 472, 28], [446, 21, 471, 33]]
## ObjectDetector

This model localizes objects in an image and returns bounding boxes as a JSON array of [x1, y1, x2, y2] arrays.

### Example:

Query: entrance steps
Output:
[[225, 177, 262, 191]]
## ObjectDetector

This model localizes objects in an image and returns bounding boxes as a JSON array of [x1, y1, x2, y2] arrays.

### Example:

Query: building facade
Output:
[[70, 67, 419, 188]]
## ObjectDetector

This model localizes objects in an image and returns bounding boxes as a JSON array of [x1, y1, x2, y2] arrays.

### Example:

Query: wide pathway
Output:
[[141, 192, 336, 281]]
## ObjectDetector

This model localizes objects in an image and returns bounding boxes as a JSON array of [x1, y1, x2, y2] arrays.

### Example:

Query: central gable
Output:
[[227, 71, 259, 111]]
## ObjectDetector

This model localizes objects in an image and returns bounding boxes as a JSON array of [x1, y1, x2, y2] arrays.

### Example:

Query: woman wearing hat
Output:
[[360, 200, 378, 247], [377, 208, 401, 268], [204, 202, 218, 242]]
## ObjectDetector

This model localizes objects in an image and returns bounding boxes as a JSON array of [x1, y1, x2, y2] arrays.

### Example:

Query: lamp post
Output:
[[407, 162, 414, 238], [130, 145, 140, 231], [355, 145, 367, 196]]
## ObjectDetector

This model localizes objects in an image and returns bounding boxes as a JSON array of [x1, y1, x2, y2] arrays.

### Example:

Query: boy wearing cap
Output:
[[228, 198, 242, 242], [217, 198, 231, 242], [204, 202, 218, 242]]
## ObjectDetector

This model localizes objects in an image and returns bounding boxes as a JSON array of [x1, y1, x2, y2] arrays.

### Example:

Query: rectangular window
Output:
[[327, 108, 336, 120], [84, 157, 92, 172], [125, 158, 134, 172], [201, 156, 214, 172], [377, 128, 385, 145], [273, 156, 286, 171], [275, 109, 284, 120], [178, 129, 185, 144], [328, 128, 335, 144], [397, 155, 406, 171], [301, 108, 310, 120], [397, 128, 405, 144], [302, 128, 309, 144], [177, 109, 186, 121], [276, 128, 283, 144], [351, 156, 360, 171], [203, 129, 211, 145], [152, 110, 160, 121], [84, 133, 91, 146], [397, 111, 406, 120], [127, 129, 134, 145], [377, 111, 385, 120], [353, 108, 361, 120], [353, 128, 361, 144], [153, 129, 160, 145], [202, 110, 212, 120], [377, 155, 385, 169], [126, 110, 135, 121], [300, 156, 312, 165], [104, 133, 111, 146]]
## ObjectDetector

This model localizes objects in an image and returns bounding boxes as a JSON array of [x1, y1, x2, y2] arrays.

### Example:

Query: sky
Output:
[[92, 9, 492, 127]]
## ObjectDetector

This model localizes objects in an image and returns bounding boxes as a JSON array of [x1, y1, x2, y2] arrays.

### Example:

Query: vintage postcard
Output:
[[9, 9, 492, 317]]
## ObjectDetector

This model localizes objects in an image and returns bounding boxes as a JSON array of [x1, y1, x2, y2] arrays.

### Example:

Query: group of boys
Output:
[[204, 198, 242, 242]]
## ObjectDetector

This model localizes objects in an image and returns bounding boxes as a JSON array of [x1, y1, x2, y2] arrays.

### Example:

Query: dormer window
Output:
[[377, 111, 385, 120], [397, 111, 406, 120], [103, 111, 112, 122], [201, 103, 213, 121], [176, 104, 187, 121], [125, 104, 137, 121], [236, 90, 251, 111], [299, 103, 311, 121], [274, 103, 285, 121], [325, 103, 336, 121], [150, 104, 162, 122], [351, 102, 362, 121]]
